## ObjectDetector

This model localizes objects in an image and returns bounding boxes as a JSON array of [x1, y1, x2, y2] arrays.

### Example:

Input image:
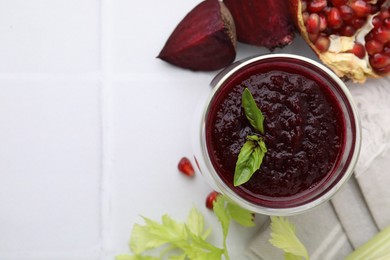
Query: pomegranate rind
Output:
[[290, 0, 389, 83], [158, 0, 236, 71], [223, 0, 295, 50]]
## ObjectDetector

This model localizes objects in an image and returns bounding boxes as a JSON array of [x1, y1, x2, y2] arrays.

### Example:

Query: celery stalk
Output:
[[345, 225, 390, 260]]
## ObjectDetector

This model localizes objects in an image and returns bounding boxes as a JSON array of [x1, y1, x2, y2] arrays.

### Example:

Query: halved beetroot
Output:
[[290, 0, 390, 82], [158, 0, 236, 71], [223, 0, 295, 49]]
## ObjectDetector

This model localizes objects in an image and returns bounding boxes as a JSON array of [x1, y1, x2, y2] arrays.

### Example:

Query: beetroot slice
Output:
[[224, 0, 295, 50], [158, 0, 236, 71]]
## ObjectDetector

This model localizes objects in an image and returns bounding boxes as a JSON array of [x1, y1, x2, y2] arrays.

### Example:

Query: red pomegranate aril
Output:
[[178, 157, 195, 177], [373, 27, 390, 44], [369, 53, 390, 68], [339, 25, 356, 36], [308, 0, 328, 13], [309, 32, 320, 43], [205, 191, 220, 209], [339, 5, 354, 21], [319, 14, 327, 31], [307, 33, 319, 43], [350, 0, 372, 18], [372, 16, 382, 28], [350, 42, 366, 58], [302, 0, 308, 11], [351, 17, 367, 29], [384, 18, 390, 29], [384, 46, 390, 55], [379, 9, 390, 20], [315, 35, 331, 52], [366, 40, 384, 55], [331, 0, 348, 7], [327, 7, 343, 29], [303, 12, 310, 23], [376, 64, 390, 74], [370, 5, 380, 15], [307, 13, 321, 34]]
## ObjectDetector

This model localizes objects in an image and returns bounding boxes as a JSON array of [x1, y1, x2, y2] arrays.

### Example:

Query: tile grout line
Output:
[[99, 0, 113, 258]]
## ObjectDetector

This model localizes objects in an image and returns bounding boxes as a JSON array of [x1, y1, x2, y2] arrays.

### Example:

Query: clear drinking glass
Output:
[[192, 54, 361, 216]]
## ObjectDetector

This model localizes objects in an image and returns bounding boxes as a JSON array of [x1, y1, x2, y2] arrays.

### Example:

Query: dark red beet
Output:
[[158, 0, 236, 71], [223, 0, 295, 50]]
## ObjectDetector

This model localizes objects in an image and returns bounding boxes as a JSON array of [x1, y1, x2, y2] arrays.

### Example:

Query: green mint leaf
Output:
[[226, 202, 255, 227], [234, 136, 267, 186], [242, 88, 265, 134], [269, 216, 309, 260]]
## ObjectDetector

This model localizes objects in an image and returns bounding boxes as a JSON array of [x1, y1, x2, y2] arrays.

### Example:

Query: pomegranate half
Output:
[[290, 0, 390, 82]]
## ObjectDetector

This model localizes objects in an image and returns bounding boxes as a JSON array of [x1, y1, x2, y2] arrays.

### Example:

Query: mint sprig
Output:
[[242, 88, 265, 134], [234, 88, 267, 186], [234, 135, 267, 186]]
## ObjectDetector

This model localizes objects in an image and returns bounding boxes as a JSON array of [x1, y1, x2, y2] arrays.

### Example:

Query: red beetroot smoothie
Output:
[[205, 60, 346, 207]]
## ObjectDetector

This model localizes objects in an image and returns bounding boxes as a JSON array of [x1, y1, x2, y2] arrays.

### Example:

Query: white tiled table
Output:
[[0, 0, 364, 259]]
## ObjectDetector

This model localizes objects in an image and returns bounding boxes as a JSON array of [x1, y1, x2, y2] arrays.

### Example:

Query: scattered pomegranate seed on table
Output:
[[206, 191, 220, 210], [178, 157, 195, 177]]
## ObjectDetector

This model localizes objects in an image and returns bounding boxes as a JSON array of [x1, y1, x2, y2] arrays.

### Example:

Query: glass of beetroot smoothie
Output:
[[193, 54, 361, 216]]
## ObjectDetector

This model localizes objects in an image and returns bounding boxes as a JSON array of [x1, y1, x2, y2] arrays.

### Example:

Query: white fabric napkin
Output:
[[248, 77, 390, 259]]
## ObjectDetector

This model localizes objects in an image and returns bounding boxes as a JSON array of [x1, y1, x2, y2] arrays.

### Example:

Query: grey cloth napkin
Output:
[[248, 77, 390, 259], [248, 202, 353, 260]]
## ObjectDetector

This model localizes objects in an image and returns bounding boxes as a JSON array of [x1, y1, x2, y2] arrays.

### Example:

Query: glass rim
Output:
[[199, 54, 362, 216]]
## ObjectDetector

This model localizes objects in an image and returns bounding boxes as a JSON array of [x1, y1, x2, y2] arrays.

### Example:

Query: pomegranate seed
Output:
[[370, 5, 380, 15], [306, 13, 321, 34], [384, 46, 390, 55], [372, 16, 382, 28], [339, 25, 356, 36], [384, 18, 390, 29], [319, 14, 327, 31], [331, 0, 348, 7], [315, 35, 331, 52], [339, 5, 354, 21], [350, 42, 366, 58], [365, 32, 374, 41], [327, 7, 343, 29], [309, 32, 319, 43], [379, 9, 390, 20], [205, 191, 220, 210], [366, 39, 384, 55], [308, 0, 328, 13], [373, 27, 390, 44], [376, 64, 390, 74], [302, 0, 308, 12], [369, 53, 390, 69], [303, 11, 310, 23], [178, 157, 195, 177], [351, 17, 367, 29], [350, 0, 372, 18]]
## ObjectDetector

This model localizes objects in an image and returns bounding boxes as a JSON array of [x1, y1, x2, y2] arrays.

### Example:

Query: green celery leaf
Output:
[[226, 202, 255, 227], [242, 88, 265, 134], [234, 137, 266, 186], [269, 216, 309, 260], [285, 252, 306, 260], [129, 223, 168, 255], [161, 214, 187, 240], [116, 255, 159, 260], [213, 196, 231, 238], [168, 254, 186, 260], [186, 207, 204, 237]]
